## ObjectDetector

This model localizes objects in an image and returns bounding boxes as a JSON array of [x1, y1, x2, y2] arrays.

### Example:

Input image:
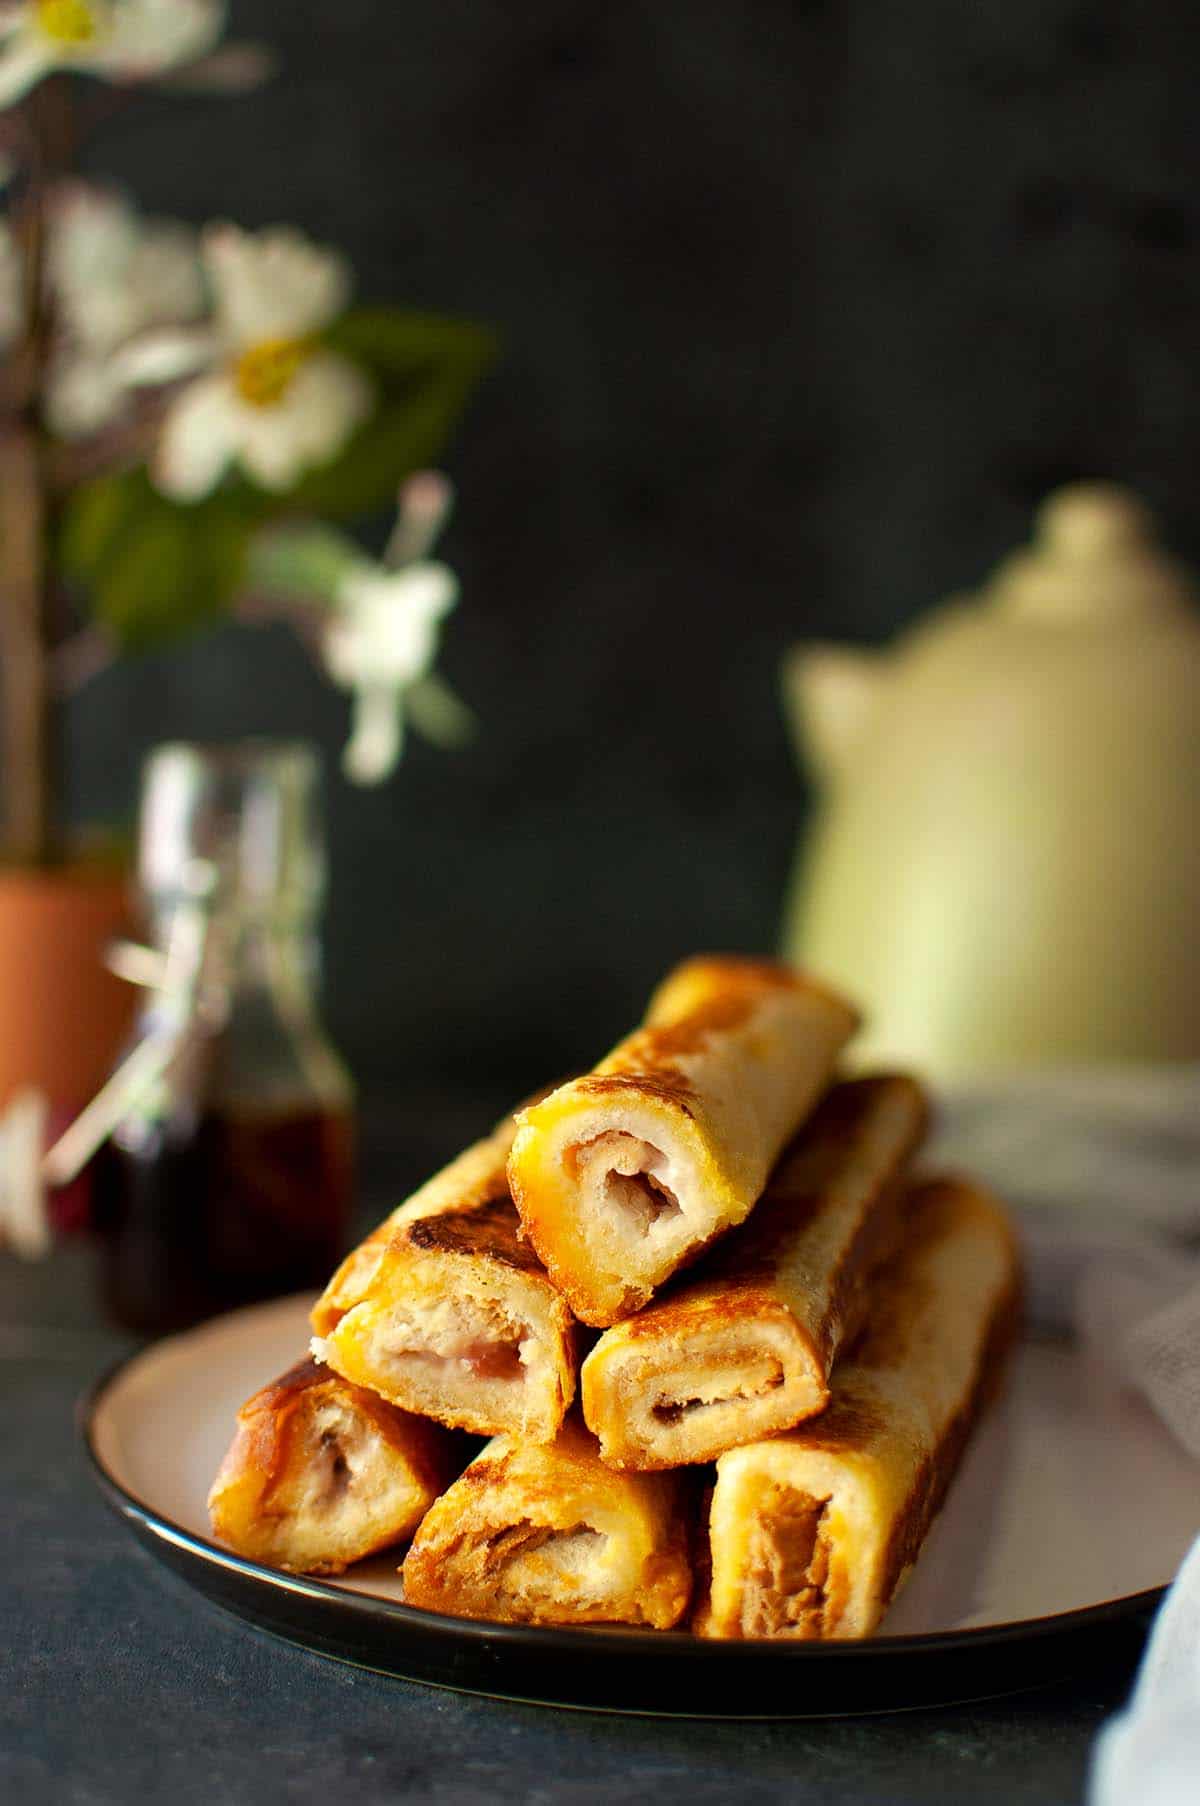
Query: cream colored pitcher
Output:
[[782, 484, 1200, 1081]]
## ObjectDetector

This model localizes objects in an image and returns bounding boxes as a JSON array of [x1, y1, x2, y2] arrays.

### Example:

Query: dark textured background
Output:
[[63, 1, 1200, 1159]]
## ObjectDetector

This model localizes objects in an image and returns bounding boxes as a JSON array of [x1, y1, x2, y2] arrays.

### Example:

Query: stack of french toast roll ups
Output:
[[210, 957, 1022, 1641]]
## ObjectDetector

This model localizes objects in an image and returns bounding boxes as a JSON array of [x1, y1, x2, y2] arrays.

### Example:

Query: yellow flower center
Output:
[[36, 0, 99, 44], [233, 336, 312, 409]]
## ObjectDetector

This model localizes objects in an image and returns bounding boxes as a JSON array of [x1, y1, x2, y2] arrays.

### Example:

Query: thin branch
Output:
[[44, 396, 166, 491], [0, 75, 77, 858]]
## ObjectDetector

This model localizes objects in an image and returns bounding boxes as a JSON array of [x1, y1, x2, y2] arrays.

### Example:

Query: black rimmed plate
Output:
[[80, 1295, 1188, 1717]]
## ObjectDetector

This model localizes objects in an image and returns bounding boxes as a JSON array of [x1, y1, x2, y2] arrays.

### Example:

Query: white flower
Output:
[[44, 183, 205, 438], [0, 0, 223, 108], [315, 472, 466, 784], [327, 562, 458, 692], [151, 224, 373, 499], [325, 561, 459, 783], [49, 184, 203, 349], [242, 476, 467, 782]]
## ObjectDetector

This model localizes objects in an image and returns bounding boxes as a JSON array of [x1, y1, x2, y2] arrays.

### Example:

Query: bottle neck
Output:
[[230, 914, 321, 1009], [136, 898, 350, 1117], [145, 900, 321, 1004]]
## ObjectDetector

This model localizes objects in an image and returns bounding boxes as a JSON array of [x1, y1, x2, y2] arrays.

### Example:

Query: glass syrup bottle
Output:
[[91, 742, 354, 1336]]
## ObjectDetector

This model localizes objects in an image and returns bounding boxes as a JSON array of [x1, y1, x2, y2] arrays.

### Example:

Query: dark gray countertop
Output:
[[1, 1242, 1138, 1806]]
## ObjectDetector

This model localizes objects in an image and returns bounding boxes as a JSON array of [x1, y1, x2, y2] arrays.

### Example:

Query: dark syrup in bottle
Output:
[[93, 1102, 353, 1337]]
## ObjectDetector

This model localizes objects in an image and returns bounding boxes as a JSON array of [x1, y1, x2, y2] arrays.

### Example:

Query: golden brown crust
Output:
[[571, 1071, 699, 1113], [644, 954, 859, 1022], [580, 1075, 929, 1469], [698, 1175, 1022, 1640], [311, 1117, 519, 1338], [316, 1185, 579, 1441], [310, 1098, 578, 1441], [404, 1192, 545, 1274], [578, 960, 856, 1109], [508, 956, 860, 1327], [236, 1355, 327, 1419], [607, 1076, 925, 1355], [872, 1180, 1023, 1607], [220, 1359, 459, 1501], [208, 1359, 461, 1576], [721, 1076, 926, 1340], [401, 1416, 693, 1629]]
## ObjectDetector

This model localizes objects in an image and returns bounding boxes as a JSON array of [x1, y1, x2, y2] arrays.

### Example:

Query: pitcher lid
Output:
[[987, 483, 1195, 622]]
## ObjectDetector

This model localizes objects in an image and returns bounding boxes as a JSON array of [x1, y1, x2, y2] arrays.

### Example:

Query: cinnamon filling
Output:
[[742, 1489, 831, 1637], [652, 1358, 785, 1425], [484, 1521, 605, 1584]]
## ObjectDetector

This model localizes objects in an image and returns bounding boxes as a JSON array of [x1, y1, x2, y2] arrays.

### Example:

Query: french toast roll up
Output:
[[508, 956, 859, 1326], [313, 1191, 579, 1443], [697, 1176, 1021, 1641], [207, 1358, 459, 1576], [402, 1416, 693, 1629], [581, 1073, 928, 1469], [311, 1115, 578, 1442]]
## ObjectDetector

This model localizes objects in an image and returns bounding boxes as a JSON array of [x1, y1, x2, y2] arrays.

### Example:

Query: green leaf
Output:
[[54, 304, 498, 635], [96, 509, 201, 645], [283, 307, 498, 519], [282, 393, 468, 519], [404, 672, 477, 747], [325, 308, 499, 393], [245, 522, 362, 605], [57, 469, 257, 649], [58, 471, 146, 584]]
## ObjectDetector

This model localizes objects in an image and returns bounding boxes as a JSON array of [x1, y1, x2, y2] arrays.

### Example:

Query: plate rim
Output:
[[78, 1332, 1169, 1664]]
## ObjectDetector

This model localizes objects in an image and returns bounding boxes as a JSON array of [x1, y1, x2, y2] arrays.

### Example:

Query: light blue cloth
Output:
[[1091, 1534, 1200, 1805]]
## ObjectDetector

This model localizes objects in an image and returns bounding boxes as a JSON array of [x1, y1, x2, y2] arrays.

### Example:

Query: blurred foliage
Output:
[[57, 307, 497, 648]]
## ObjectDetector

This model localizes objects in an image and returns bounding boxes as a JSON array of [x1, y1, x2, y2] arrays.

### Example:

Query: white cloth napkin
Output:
[[934, 1066, 1200, 1806]]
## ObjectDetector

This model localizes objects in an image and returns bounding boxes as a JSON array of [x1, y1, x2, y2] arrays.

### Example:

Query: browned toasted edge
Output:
[[576, 963, 858, 1105], [581, 1074, 932, 1460], [507, 963, 859, 1328], [690, 1174, 1022, 1638], [312, 1084, 570, 1340], [402, 1188, 548, 1276], [582, 1306, 825, 1474], [402, 1416, 696, 1628], [794, 1074, 931, 1372], [326, 1194, 584, 1440], [873, 1178, 1023, 1615], [796, 1175, 1024, 1628], [315, 1174, 578, 1337], [208, 1356, 467, 1570], [605, 1074, 929, 1352], [645, 953, 863, 1030]]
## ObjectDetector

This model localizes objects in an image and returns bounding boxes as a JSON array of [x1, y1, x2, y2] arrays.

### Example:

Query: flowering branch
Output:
[[0, 5, 495, 856], [247, 472, 474, 783]]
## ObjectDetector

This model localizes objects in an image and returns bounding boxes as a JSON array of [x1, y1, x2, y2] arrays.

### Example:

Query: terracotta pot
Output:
[[0, 861, 136, 1118]]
